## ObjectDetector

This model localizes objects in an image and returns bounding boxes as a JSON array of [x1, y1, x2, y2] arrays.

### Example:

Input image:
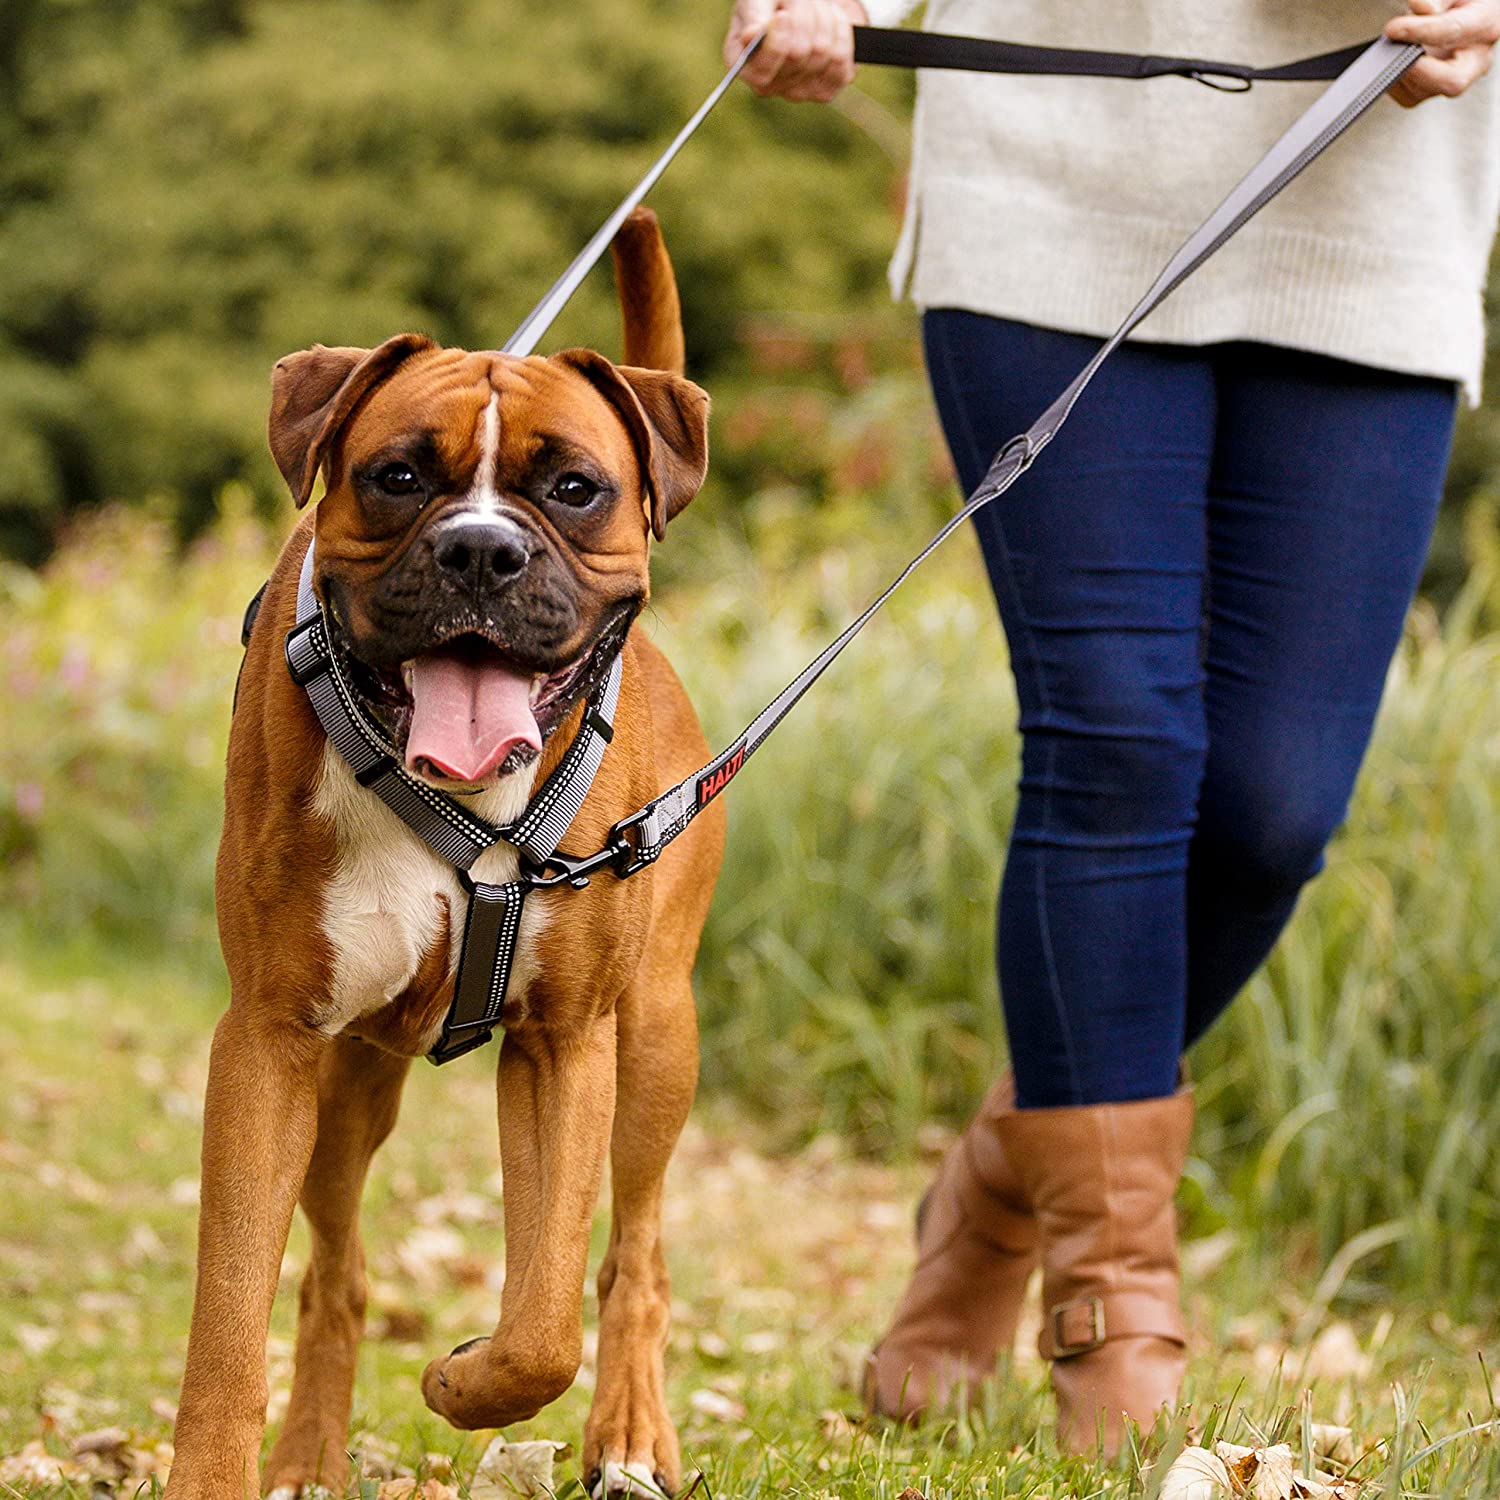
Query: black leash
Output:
[[851, 25, 1372, 92], [270, 25, 1422, 1062]]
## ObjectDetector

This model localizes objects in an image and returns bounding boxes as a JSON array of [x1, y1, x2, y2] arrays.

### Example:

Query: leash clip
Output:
[[521, 836, 637, 891]]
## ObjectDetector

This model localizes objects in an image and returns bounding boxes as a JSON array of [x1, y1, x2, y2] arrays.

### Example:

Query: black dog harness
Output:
[[253, 26, 1421, 1065], [284, 542, 625, 1062]]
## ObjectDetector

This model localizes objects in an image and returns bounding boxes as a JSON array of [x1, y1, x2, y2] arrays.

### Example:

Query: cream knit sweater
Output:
[[861, 1, 1500, 401]]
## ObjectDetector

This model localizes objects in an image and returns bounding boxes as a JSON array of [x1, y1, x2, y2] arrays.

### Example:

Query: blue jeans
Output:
[[923, 310, 1458, 1108]]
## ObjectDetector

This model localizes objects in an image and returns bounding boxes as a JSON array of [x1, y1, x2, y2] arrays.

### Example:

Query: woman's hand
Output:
[[722, 0, 868, 101], [1386, 0, 1500, 105]]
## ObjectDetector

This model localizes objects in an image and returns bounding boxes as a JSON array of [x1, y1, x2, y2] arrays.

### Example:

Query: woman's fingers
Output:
[[782, 3, 856, 100], [1386, 0, 1500, 103], [725, 0, 862, 100], [1390, 45, 1494, 105], [723, 0, 774, 70], [1388, 0, 1500, 51]]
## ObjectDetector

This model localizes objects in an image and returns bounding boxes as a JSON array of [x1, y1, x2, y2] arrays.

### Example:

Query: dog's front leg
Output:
[[421, 1012, 617, 1429], [166, 1008, 325, 1500]]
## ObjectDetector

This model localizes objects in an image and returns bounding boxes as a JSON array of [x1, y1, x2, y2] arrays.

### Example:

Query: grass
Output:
[[2, 934, 1500, 1499], [4, 495, 1500, 1494]]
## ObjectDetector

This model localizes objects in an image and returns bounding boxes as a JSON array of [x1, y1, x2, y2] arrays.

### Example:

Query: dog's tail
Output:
[[611, 206, 686, 375]]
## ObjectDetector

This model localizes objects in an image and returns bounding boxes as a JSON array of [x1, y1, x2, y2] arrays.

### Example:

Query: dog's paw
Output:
[[421, 1335, 577, 1430], [584, 1459, 676, 1500]]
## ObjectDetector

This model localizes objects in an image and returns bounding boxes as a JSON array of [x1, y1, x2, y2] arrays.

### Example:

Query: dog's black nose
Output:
[[433, 520, 529, 588]]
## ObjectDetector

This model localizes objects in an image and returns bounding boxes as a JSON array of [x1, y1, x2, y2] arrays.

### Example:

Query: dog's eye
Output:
[[549, 473, 598, 507], [374, 462, 422, 496]]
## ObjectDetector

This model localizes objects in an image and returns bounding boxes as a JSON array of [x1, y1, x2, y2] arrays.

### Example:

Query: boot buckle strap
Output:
[[1050, 1296, 1106, 1355]]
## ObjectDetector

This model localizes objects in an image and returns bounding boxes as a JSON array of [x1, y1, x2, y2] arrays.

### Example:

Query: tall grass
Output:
[[5, 493, 1500, 1311]]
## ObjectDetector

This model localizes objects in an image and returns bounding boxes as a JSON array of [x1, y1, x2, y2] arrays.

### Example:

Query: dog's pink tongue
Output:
[[405, 650, 541, 783]]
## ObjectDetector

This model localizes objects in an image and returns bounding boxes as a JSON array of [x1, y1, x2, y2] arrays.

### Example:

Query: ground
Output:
[[1, 942, 1497, 1499]]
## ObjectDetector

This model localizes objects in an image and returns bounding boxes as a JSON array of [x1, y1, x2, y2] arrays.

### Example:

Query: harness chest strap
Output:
[[281, 540, 624, 1064]]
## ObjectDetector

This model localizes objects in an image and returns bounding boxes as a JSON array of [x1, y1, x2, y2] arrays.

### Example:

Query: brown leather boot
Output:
[[998, 1089, 1193, 1457], [864, 1072, 1038, 1420]]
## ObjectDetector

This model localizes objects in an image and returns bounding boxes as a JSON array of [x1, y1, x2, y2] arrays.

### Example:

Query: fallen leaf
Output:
[[472, 1436, 572, 1499], [378, 1480, 457, 1500], [72, 1426, 131, 1458], [0, 1441, 88, 1487], [1304, 1323, 1369, 1383], [1160, 1445, 1233, 1499], [818, 1408, 858, 1440], [352, 1431, 408, 1481], [1309, 1423, 1355, 1465], [1250, 1444, 1296, 1500], [689, 1389, 746, 1423]]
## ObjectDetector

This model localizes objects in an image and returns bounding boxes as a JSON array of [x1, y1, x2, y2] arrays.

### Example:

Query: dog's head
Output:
[[266, 337, 708, 787]]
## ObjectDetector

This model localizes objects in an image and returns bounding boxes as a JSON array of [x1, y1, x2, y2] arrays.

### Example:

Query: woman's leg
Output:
[[882, 312, 1207, 1448], [1182, 346, 1458, 1045], [923, 309, 1215, 1107]]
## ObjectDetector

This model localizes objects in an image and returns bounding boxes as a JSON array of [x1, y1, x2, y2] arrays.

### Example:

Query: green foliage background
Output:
[[0, 0, 917, 560], [5, 0, 1500, 1317], [6, 0, 1499, 579]]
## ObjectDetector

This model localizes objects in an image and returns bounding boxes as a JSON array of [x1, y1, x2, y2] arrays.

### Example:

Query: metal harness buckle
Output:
[[1051, 1296, 1107, 1356]]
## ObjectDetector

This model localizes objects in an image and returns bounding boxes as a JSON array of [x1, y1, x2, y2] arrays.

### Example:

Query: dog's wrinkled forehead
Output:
[[340, 348, 644, 500]]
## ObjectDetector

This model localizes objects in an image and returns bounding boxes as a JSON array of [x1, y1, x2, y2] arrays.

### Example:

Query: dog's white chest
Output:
[[310, 745, 548, 1040]]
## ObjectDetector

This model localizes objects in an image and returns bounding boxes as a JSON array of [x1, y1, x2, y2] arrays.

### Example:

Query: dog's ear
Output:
[[269, 333, 435, 507], [553, 349, 709, 540]]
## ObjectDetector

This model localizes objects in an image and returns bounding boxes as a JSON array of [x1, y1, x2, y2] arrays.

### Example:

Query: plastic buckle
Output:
[[1051, 1296, 1106, 1356], [427, 1024, 495, 1066], [285, 617, 332, 687]]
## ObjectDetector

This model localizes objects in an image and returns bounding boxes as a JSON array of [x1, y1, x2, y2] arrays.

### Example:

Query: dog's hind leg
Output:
[[420, 1012, 617, 1430], [582, 965, 699, 1500], [263, 1036, 411, 1497]]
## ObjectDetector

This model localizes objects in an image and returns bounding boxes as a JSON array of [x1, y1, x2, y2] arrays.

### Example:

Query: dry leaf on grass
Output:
[[1304, 1323, 1370, 1383], [1310, 1423, 1355, 1465], [378, 1480, 458, 1500], [689, 1389, 746, 1423], [1250, 1444, 1296, 1500], [1213, 1440, 1356, 1500], [472, 1436, 572, 1499], [1160, 1445, 1234, 1499], [0, 1441, 89, 1487]]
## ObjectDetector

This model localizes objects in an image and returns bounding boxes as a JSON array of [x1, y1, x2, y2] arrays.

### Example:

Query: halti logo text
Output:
[[697, 744, 748, 807]]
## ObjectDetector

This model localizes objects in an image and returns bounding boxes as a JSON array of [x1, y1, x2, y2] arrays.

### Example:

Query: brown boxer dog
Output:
[[164, 208, 723, 1500]]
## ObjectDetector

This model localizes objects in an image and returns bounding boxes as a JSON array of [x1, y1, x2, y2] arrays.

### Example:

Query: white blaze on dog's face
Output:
[[266, 337, 708, 787]]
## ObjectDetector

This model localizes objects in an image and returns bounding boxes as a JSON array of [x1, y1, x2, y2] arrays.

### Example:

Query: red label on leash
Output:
[[697, 742, 748, 807]]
